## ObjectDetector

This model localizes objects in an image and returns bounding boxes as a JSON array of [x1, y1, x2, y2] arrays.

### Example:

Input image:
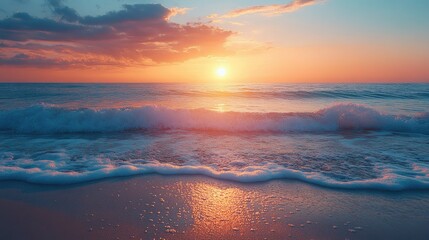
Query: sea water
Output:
[[0, 83, 428, 190]]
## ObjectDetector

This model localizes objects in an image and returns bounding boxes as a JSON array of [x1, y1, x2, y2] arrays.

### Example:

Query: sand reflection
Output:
[[187, 182, 253, 237]]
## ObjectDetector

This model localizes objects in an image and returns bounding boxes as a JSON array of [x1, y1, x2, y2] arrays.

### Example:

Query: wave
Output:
[[1, 162, 429, 191], [0, 103, 428, 134], [174, 89, 429, 100]]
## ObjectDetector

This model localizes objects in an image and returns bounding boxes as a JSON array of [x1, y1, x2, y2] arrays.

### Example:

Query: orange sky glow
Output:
[[0, 0, 428, 83]]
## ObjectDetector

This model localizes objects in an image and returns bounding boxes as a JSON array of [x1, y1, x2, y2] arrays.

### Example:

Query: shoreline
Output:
[[2, 167, 429, 192], [3, 172, 429, 193], [1, 174, 429, 240]]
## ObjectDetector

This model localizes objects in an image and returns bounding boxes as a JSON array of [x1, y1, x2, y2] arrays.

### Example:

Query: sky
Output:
[[0, 0, 428, 83]]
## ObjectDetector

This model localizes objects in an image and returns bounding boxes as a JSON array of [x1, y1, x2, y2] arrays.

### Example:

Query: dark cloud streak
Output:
[[48, 0, 80, 22], [81, 4, 170, 25]]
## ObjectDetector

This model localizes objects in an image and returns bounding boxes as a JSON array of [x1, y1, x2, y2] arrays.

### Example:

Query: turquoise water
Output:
[[0, 83, 428, 190]]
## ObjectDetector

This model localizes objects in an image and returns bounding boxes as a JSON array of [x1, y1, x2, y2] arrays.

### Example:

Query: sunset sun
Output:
[[216, 67, 227, 78]]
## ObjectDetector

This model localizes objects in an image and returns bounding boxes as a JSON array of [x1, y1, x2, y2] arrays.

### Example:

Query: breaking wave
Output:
[[0, 103, 428, 134]]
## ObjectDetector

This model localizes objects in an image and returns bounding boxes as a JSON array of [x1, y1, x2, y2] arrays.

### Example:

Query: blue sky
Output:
[[2, 0, 428, 45]]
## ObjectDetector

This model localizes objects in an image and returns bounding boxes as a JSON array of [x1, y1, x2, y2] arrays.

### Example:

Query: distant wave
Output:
[[0, 103, 428, 134], [173, 89, 429, 100]]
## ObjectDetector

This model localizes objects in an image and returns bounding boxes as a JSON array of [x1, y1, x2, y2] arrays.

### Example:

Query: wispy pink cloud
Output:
[[211, 0, 322, 19]]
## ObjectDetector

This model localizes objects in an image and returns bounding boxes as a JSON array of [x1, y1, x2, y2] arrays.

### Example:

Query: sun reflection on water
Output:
[[214, 103, 226, 112]]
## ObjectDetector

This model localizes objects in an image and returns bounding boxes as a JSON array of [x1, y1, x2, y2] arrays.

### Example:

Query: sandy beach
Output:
[[1, 175, 428, 240]]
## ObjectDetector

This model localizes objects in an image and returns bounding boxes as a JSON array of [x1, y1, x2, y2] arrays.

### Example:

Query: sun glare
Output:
[[216, 67, 227, 78]]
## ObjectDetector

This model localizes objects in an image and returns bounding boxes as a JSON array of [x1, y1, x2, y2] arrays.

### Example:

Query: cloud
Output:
[[0, 3, 232, 67], [0, 53, 66, 66], [211, 0, 321, 19], [47, 0, 80, 22], [80, 4, 171, 25]]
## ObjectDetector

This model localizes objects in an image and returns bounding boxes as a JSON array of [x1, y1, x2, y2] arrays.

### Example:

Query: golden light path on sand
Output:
[[170, 180, 305, 239], [188, 183, 251, 237], [136, 178, 367, 240]]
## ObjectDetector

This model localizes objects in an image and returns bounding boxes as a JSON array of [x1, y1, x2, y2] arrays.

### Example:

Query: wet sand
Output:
[[0, 175, 428, 240]]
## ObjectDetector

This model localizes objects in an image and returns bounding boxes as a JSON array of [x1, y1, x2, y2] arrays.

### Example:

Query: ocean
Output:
[[0, 83, 428, 190]]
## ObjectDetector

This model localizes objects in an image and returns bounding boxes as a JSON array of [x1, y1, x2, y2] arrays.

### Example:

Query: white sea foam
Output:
[[1, 103, 428, 190], [1, 162, 429, 190], [0, 103, 427, 134]]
